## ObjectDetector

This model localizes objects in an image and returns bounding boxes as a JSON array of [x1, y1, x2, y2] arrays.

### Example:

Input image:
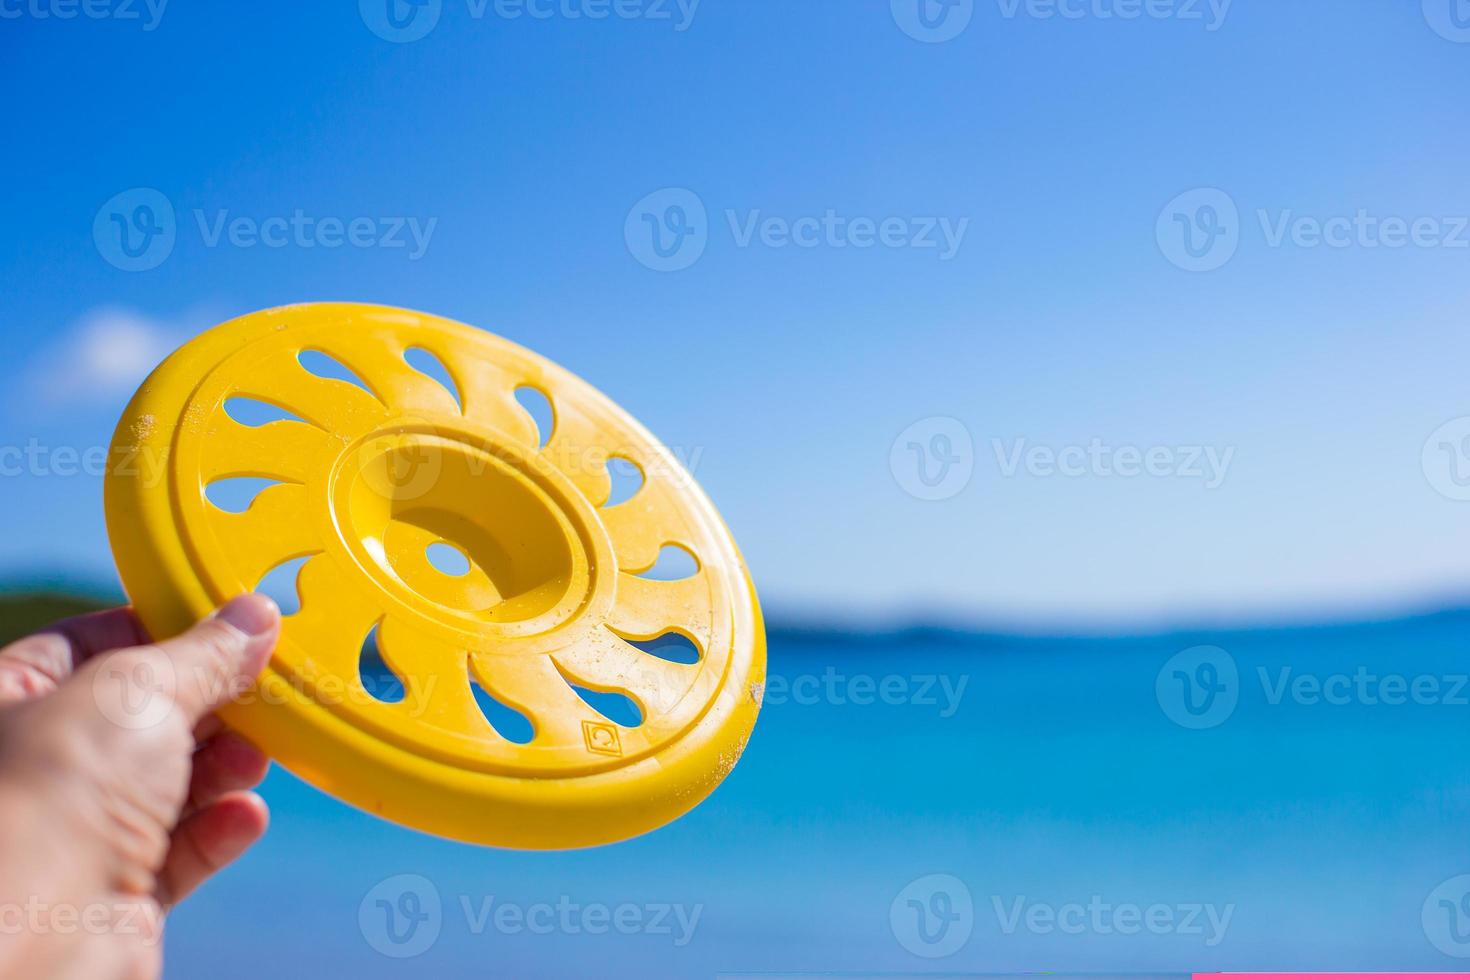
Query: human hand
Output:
[[0, 594, 281, 980]]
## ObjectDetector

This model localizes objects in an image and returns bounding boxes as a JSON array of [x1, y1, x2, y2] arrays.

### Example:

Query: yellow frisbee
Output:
[[104, 303, 764, 849]]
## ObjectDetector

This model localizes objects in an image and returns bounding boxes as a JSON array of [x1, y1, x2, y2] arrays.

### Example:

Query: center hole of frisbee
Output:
[[426, 541, 471, 576], [345, 435, 578, 624]]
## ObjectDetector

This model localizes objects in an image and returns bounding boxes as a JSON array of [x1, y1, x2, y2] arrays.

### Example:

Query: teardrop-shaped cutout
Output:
[[359, 622, 406, 704], [514, 386, 555, 448], [564, 677, 644, 728], [621, 631, 701, 665], [224, 397, 309, 428], [635, 544, 699, 582], [604, 456, 644, 508], [298, 349, 381, 401], [404, 347, 462, 411], [469, 670, 535, 744], [253, 554, 315, 616], [204, 476, 284, 514]]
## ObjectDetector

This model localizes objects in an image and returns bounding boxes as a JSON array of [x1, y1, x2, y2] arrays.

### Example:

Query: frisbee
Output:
[[104, 303, 764, 849]]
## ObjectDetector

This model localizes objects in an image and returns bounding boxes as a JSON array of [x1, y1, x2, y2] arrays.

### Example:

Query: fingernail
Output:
[[215, 593, 280, 637]]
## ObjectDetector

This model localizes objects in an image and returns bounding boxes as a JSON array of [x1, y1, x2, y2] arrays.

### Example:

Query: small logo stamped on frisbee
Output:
[[582, 720, 623, 756]]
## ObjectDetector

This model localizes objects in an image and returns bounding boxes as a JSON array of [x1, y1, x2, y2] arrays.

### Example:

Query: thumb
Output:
[[138, 594, 281, 726]]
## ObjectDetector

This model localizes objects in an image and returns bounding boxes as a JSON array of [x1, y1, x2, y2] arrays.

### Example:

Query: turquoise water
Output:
[[167, 610, 1470, 977]]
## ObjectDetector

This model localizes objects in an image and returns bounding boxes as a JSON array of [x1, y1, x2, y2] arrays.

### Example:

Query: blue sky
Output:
[[2, 0, 1469, 625]]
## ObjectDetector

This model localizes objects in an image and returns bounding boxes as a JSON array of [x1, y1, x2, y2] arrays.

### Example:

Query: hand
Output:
[[0, 594, 281, 980]]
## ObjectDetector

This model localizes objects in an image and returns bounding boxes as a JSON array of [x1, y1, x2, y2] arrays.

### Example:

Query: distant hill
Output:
[[2, 584, 1470, 651], [0, 593, 110, 646]]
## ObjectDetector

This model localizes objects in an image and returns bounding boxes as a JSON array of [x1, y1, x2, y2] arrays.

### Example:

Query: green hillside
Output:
[[0, 593, 111, 647]]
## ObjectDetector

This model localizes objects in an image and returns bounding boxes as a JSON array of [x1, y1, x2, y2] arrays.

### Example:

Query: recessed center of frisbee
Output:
[[342, 432, 580, 625]]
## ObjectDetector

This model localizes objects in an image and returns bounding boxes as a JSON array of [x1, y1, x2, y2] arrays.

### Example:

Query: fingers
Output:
[[193, 714, 224, 742], [147, 594, 281, 726], [187, 731, 269, 815], [0, 608, 147, 703], [154, 791, 269, 908]]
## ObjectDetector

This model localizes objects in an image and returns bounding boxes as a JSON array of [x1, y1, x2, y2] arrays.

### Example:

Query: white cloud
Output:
[[25, 307, 194, 407]]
